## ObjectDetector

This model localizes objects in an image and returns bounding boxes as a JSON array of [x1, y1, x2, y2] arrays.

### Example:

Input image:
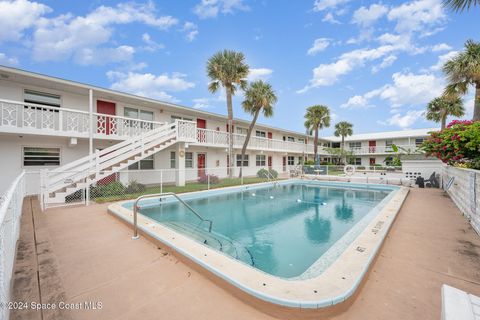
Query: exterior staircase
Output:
[[42, 120, 196, 206]]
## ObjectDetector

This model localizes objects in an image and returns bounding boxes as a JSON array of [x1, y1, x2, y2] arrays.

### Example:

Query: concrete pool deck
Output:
[[9, 188, 480, 320]]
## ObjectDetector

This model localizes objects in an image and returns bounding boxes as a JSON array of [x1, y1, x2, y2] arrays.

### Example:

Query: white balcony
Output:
[[195, 128, 317, 154], [329, 145, 421, 155], [0, 99, 166, 140], [0, 99, 316, 154]]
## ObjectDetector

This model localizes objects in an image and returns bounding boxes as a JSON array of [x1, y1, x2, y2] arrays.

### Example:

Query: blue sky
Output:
[[0, 0, 478, 135]]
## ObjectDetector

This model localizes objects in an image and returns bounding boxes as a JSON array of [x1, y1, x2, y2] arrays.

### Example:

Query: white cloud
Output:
[[0, 0, 51, 42], [379, 110, 425, 129], [299, 44, 397, 92], [307, 38, 330, 56], [313, 0, 350, 11], [107, 71, 195, 102], [75, 46, 135, 65], [192, 98, 211, 109], [0, 52, 19, 66], [352, 4, 388, 27], [322, 12, 340, 24], [431, 43, 452, 52], [430, 50, 458, 71], [342, 71, 444, 110], [247, 68, 273, 81], [193, 0, 249, 19], [141, 33, 164, 52], [371, 54, 397, 73], [32, 2, 178, 64], [387, 0, 446, 34], [182, 22, 198, 42]]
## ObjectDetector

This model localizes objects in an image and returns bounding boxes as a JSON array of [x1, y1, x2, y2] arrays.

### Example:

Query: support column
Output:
[[175, 142, 186, 187]]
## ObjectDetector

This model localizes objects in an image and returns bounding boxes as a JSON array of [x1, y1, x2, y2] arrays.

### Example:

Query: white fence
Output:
[[0, 171, 25, 320], [442, 166, 480, 234]]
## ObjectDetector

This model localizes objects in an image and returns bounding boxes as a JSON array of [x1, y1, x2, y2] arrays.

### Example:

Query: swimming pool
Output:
[[109, 180, 409, 310]]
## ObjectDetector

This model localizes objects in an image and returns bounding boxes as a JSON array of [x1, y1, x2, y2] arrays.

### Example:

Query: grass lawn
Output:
[[94, 177, 278, 203]]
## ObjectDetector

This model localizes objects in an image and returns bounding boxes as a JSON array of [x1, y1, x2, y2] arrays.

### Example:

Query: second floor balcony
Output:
[[327, 145, 421, 156], [0, 98, 316, 154]]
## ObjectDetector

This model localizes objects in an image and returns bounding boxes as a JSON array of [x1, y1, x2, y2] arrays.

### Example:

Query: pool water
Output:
[[130, 182, 394, 278]]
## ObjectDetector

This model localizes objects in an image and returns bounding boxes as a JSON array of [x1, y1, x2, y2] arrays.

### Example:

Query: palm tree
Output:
[[443, 0, 480, 11], [333, 121, 353, 164], [443, 40, 480, 121], [426, 95, 465, 130], [304, 105, 331, 163], [239, 80, 277, 178], [207, 50, 249, 177]]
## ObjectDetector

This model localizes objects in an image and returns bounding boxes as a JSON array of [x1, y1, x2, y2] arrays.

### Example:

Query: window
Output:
[[24, 90, 61, 109], [415, 138, 424, 146], [349, 157, 361, 165], [171, 115, 193, 122], [125, 107, 154, 128], [236, 127, 248, 135], [287, 136, 295, 142], [255, 130, 266, 138], [256, 155, 266, 166], [236, 154, 249, 167], [128, 155, 154, 170], [298, 138, 305, 144], [185, 152, 193, 168], [385, 140, 393, 147], [349, 142, 361, 149], [287, 156, 295, 165], [170, 152, 176, 169], [23, 147, 60, 166]]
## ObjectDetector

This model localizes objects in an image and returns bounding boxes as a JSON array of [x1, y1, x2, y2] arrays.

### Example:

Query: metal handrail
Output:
[[132, 192, 213, 239]]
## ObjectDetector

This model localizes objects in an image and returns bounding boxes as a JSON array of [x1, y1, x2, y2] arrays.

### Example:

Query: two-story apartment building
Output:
[[0, 66, 315, 197], [322, 128, 436, 166]]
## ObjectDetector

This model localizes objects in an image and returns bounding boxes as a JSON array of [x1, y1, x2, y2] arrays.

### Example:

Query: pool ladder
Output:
[[132, 192, 213, 239], [265, 170, 279, 187]]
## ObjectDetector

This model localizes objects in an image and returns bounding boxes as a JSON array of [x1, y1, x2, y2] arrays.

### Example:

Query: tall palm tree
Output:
[[304, 105, 331, 163], [239, 80, 277, 178], [333, 121, 353, 164], [207, 50, 249, 177], [426, 95, 465, 130], [443, 40, 480, 121], [443, 0, 480, 11]]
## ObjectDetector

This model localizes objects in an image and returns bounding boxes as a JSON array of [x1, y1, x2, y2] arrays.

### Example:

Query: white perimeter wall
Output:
[[442, 166, 480, 235]]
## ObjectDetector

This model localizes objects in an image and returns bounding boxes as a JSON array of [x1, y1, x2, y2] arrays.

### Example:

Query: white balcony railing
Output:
[[0, 99, 315, 154], [329, 145, 420, 155], [195, 128, 316, 154], [0, 99, 166, 139]]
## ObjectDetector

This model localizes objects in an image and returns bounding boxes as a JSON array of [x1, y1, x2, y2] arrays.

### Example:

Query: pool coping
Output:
[[108, 179, 409, 309]]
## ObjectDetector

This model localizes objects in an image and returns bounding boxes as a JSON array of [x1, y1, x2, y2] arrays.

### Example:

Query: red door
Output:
[[197, 118, 206, 142], [198, 153, 206, 177], [369, 140, 376, 153], [268, 156, 272, 168], [282, 156, 287, 172], [267, 132, 272, 139], [97, 100, 116, 135], [370, 158, 376, 166]]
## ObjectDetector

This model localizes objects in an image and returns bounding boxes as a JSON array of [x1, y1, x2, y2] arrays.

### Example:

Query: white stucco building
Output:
[[0, 65, 437, 205]]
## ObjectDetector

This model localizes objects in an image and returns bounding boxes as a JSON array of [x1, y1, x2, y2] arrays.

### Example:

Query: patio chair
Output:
[[424, 172, 439, 188]]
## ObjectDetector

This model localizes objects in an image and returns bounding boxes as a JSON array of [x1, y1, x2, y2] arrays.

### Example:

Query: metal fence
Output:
[[0, 171, 25, 320], [26, 163, 450, 209]]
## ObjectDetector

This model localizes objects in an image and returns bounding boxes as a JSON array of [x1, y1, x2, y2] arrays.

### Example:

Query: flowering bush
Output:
[[421, 120, 480, 169]]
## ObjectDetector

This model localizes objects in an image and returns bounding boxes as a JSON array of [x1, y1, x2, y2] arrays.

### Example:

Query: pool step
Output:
[[162, 221, 254, 266]]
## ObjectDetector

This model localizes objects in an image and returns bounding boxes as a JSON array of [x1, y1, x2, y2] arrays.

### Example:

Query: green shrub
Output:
[[304, 160, 315, 165], [257, 168, 278, 179], [93, 181, 126, 197], [126, 180, 146, 194]]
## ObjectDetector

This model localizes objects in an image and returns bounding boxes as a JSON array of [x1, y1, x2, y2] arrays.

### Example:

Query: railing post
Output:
[[160, 170, 163, 194], [207, 173, 210, 190], [85, 177, 90, 206], [95, 150, 100, 179]]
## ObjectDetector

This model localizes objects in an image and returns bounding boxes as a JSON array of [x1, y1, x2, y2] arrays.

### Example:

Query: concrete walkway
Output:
[[9, 189, 480, 320]]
